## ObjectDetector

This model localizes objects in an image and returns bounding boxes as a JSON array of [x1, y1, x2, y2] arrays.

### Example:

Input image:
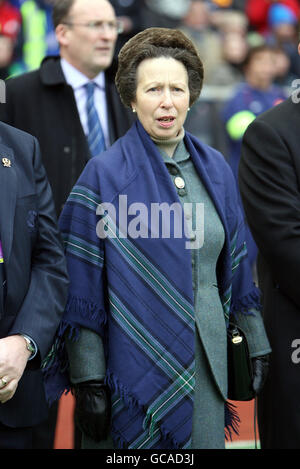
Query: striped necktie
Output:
[[85, 81, 106, 158]]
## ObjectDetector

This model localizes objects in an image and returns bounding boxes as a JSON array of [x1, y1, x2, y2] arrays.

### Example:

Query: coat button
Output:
[[174, 176, 185, 189]]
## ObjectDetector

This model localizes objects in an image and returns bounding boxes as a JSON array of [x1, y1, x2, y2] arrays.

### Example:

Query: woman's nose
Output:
[[160, 90, 173, 108]]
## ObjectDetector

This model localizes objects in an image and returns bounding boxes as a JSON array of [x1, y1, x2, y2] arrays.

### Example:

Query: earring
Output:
[[132, 108, 136, 113]]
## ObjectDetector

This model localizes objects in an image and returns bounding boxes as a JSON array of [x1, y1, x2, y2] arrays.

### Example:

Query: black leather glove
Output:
[[251, 354, 270, 395], [73, 381, 111, 442]]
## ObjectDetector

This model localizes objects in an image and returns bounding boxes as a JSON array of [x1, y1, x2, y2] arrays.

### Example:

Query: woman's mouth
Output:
[[157, 116, 176, 128]]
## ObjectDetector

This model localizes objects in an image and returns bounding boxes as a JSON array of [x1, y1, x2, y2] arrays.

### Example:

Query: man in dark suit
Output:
[[0, 121, 68, 448], [0, 0, 135, 216], [239, 83, 300, 447], [0, 0, 135, 448]]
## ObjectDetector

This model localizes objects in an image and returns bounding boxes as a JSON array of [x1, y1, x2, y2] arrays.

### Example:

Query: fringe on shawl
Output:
[[64, 295, 107, 324], [225, 401, 241, 441], [42, 295, 107, 404], [107, 370, 240, 449], [105, 370, 182, 450], [42, 295, 247, 445], [230, 285, 262, 318], [41, 319, 73, 404]]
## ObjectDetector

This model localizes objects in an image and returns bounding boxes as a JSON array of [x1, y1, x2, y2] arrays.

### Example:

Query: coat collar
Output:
[[0, 141, 16, 264], [136, 120, 228, 232], [39, 55, 117, 87], [39, 56, 66, 86]]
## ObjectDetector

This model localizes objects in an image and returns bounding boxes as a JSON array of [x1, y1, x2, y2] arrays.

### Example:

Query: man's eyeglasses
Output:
[[62, 20, 124, 34]]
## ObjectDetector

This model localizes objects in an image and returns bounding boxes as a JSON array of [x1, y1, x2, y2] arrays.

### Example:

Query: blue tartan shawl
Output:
[[43, 121, 260, 449]]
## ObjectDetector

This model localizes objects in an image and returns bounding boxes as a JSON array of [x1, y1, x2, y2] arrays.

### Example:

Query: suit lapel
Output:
[[0, 143, 16, 264]]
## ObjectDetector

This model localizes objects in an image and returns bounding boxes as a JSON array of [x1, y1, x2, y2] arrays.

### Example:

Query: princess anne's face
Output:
[[131, 57, 190, 140]]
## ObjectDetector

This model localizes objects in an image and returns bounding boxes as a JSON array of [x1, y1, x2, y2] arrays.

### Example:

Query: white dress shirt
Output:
[[60, 58, 110, 148]]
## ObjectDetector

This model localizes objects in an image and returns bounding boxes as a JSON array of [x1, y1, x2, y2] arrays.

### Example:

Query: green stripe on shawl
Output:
[[110, 291, 194, 387], [104, 214, 194, 326], [62, 233, 104, 267]]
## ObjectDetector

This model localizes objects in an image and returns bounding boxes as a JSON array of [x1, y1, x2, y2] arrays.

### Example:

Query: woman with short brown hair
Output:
[[45, 27, 271, 450]]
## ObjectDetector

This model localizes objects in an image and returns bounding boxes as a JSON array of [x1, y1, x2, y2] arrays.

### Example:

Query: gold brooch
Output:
[[2, 158, 11, 168]]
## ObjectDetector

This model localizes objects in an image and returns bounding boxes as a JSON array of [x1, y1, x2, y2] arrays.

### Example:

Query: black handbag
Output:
[[227, 323, 255, 401]]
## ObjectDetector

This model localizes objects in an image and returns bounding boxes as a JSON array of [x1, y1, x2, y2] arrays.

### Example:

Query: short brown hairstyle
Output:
[[52, 0, 113, 29], [52, 0, 75, 28], [115, 28, 204, 108]]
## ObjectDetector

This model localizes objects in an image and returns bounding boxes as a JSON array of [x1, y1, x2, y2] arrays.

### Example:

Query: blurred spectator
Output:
[[181, 4, 251, 149], [180, 1, 223, 84], [222, 44, 286, 184], [9, 0, 58, 75], [0, 36, 14, 77], [181, 5, 252, 86], [268, 2, 299, 41], [246, 0, 300, 35], [180, 2, 234, 151], [142, 0, 191, 29], [273, 45, 298, 87], [209, 10, 250, 85], [0, 0, 21, 78], [211, 32, 248, 85], [266, 3, 300, 77], [205, 0, 247, 12], [221, 44, 286, 269], [110, 0, 146, 55]]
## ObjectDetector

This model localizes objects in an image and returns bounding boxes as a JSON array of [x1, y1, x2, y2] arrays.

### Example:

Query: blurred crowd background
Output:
[[0, 0, 299, 159]]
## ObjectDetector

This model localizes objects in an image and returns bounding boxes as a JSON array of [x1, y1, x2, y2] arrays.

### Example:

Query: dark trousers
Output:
[[0, 422, 33, 449], [0, 406, 81, 449], [32, 403, 58, 448]]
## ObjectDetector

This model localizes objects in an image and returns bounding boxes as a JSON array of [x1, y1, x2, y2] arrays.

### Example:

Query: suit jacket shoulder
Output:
[[0, 120, 37, 155], [253, 96, 299, 132]]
